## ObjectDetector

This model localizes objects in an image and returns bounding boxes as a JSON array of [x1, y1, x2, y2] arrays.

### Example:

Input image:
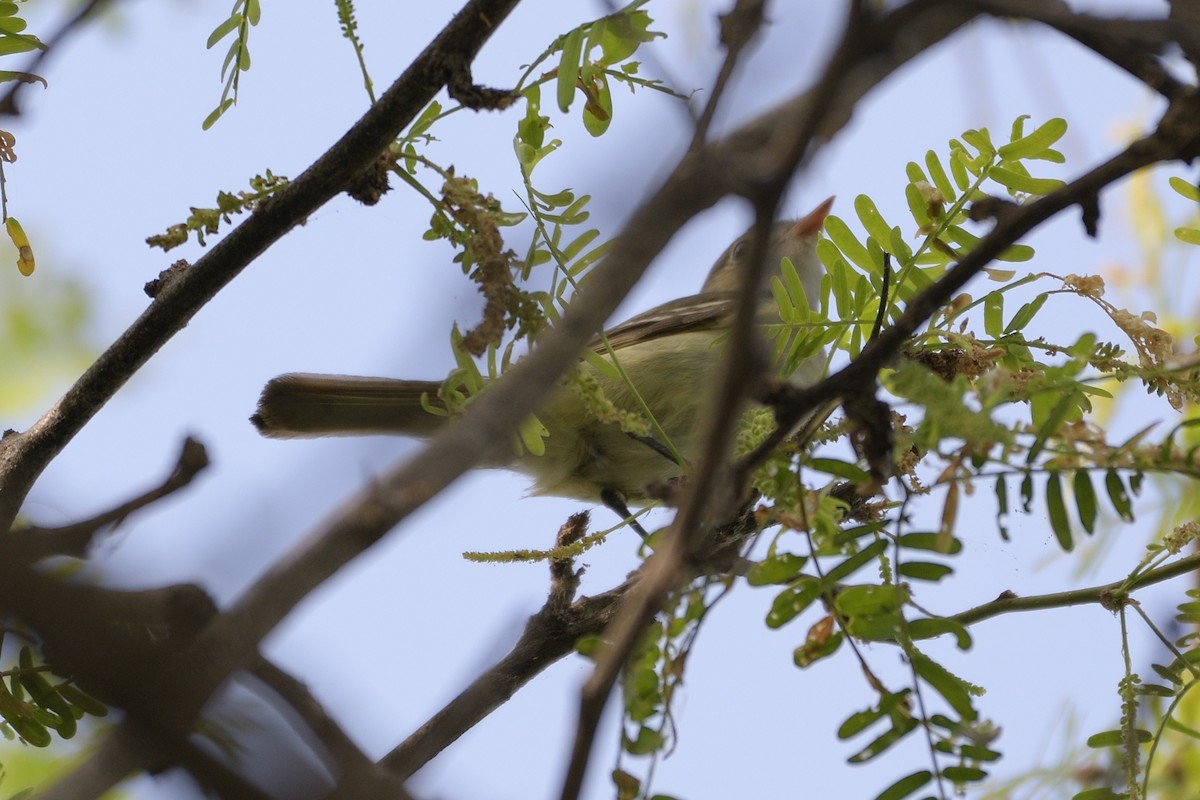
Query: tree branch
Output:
[[950, 551, 1200, 629], [7, 436, 209, 561]]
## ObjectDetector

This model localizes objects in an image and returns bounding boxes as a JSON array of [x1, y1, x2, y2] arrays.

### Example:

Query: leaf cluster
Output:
[[0, 642, 106, 751], [202, 0, 260, 130], [146, 170, 289, 251]]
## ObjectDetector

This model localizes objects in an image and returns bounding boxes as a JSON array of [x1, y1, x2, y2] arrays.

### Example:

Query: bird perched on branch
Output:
[[252, 199, 832, 525]]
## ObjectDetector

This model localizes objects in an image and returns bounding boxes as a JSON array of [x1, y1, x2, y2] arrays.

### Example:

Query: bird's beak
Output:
[[790, 196, 835, 238]]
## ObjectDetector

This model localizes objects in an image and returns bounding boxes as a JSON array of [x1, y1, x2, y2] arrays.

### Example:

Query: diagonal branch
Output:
[[383, 515, 631, 779]]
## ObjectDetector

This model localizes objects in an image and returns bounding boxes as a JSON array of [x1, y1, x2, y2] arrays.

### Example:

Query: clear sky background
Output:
[[1, 0, 1194, 798]]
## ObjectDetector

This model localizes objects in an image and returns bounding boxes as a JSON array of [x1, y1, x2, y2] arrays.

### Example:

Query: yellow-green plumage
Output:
[[252, 200, 832, 504]]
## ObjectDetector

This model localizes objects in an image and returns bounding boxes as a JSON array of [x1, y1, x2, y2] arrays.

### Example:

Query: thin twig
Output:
[[950, 551, 1200, 628], [8, 437, 209, 561], [690, 0, 766, 148]]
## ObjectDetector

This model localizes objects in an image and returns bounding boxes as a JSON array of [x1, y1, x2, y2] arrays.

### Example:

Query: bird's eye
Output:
[[731, 239, 750, 260]]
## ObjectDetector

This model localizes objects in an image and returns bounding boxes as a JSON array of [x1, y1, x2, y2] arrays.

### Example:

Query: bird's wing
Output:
[[589, 292, 737, 353]]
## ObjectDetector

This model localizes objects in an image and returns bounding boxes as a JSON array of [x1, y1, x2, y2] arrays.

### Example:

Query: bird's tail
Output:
[[251, 373, 448, 438]]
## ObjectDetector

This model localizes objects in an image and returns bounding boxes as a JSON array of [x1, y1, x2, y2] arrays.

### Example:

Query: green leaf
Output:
[[854, 195, 894, 253], [624, 725, 664, 755], [1046, 471, 1073, 551], [794, 630, 843, 667], [989, 164, 1064, 195], [960, 744, 1003, 761], [808, 457, 870, 482], [765, 579, 821, 628], [848, 716, 918, 763], [876, 770, 932, 800], [1086, 729, 1151, 748], [1175, 226, 1200, 245], [1169, 175, 1200, 202], [1105, 469, 1133, 522], [897, 561, 953, 582], [582, 72, 612, 136], [962, 128, 996, 157], [983, 291, 1003, 338], [898, 532, 962, 554], [746, 553, 808, 586], [556, 28, 584, 112], [994, 475, 1010, 540], [1028, 391, 1081, 463], [905, 181, 931, 228], [0, 32, 42, 56], [949, 145, 971, 190], [905, 161, 927, 185], [823, 539, 888, 585], [998, 117, 1067, 160], [1008, 114, 1029, 143], [838, 706, 883, 739], [925, 150, 957, 202], [835, 584, 907, 617], [206, 13, 242, 49], [824, 215, 874, 274], [908, 617, 972, 649], [202, 98, 235, 130], [1020, 471, 1034, 512], [913, 653, 977, 721], [1073, 470, 1097, 534], [941, 765, 988, 783], [1003, 293, 1047, 334], [1152, 662, 1183, 685]]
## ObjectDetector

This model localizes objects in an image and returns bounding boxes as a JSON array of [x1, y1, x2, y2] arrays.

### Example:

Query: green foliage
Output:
[[146, 170, 289, 251], [696, 114, 1200, 800], [0, 641, 106, 757], [1168, 175, 1200, 245], [203, 0, 261, 129], [0, 2, 43, 60], [334, 0, 375, 104], [604, 585, 712, 800], [0, 6, 46, 279]]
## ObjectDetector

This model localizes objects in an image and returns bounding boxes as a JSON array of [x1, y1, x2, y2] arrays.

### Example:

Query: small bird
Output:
[[253, 199, 831, 522]]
